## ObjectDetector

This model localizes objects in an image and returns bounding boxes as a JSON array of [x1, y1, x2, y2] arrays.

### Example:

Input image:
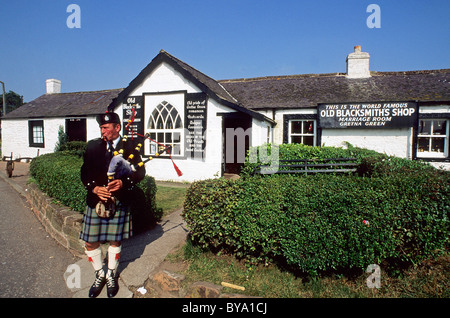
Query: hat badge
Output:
[[104, 115, 109, 121]]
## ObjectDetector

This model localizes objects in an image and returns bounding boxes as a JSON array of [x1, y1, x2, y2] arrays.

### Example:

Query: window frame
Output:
[[145, 101, 184, 158], [288, 119, 317, 146], [28, 120, 45, 148], [416, 118, 449, 158]]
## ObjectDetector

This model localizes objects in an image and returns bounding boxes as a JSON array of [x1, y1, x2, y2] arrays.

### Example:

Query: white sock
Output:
[[85, 247, 104, 274], [107, 245, 121, 275]]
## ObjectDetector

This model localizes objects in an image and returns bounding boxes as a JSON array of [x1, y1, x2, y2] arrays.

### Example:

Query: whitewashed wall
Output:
[[321, 128, 412, 158], [86, 116, 102, 141], [2, 118, 65, 160]]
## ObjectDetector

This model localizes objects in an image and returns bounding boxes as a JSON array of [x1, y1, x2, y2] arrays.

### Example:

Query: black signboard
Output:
[[185, 93, 207, 160], [318, 102, 417, 129], [122, 96, 144, 139]]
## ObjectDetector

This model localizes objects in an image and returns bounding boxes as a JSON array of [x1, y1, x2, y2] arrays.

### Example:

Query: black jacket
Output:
[[81, 137, 146, 208]]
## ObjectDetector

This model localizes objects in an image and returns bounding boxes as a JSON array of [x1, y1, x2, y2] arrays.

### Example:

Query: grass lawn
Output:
[[155, 183, 188, 217], [167, 239, 449, 298]]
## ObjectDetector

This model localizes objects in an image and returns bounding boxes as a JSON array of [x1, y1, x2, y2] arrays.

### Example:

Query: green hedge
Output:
[[30, 152, 87, 212], [29, 151, 159, 232], [183, 147, 449, 275], [241, 142, 386, 177]]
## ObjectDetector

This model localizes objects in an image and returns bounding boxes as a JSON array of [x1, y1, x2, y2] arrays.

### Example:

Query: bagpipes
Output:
[[106, 138, 174, 181], [97, 140, 172, 218]]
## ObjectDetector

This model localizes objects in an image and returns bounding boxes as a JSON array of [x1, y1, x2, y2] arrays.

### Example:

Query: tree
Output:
[[1, 90, 24, 116], [55, 125, 69, 152]]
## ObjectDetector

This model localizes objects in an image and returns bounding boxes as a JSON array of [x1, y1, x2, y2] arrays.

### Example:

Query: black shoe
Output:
[[89, 270, 106, 298], [106, 269, 119, 298]]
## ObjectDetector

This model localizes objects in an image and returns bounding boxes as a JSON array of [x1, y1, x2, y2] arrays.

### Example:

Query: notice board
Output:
[[185, 92, 207, 160]]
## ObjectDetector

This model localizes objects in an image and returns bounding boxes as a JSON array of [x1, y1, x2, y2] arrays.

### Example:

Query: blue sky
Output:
[[1, 0, 449, 102]]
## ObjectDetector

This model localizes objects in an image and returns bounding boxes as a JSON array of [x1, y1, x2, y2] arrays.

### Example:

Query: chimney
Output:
[[46, 79, 61, 94], [346, 45, 371, 78]]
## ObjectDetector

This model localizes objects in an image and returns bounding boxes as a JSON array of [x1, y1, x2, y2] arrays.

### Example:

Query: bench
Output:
[[255, 158, 359, 175]]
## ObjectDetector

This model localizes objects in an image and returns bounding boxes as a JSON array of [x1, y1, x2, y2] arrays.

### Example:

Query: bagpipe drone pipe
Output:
[[106, 138, 179, 182]]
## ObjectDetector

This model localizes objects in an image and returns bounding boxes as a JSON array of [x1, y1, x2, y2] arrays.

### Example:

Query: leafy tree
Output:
[[1, 90, 24, 116]]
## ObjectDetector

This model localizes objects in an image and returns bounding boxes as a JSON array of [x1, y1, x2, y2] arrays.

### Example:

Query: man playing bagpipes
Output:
[[80, 112, 145, 298]]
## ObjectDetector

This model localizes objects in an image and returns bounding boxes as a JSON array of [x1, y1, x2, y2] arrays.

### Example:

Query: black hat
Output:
[[96, 112, 121, 125]]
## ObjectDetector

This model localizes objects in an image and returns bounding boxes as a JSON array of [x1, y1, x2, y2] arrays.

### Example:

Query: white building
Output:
[[2, 46, 449, 181]]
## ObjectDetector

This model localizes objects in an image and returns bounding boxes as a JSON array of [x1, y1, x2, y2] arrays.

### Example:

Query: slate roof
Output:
[[219, 69, 450, 110], [2, 89, 122, 119]]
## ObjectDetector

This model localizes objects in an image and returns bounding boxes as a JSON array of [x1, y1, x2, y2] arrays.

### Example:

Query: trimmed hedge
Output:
[[241, 142, 385, 177], [183, 147, 450, 275], [29, 151, 159, 232], [30, 151, 86, 212]]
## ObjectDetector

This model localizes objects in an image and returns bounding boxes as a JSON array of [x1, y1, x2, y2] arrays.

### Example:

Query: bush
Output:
[[241, 142, 385, 177], [30, 152, 158, 232], [30, 152, 86, 212], [183, 146, 449, 275], [59, 141, 87, 155]]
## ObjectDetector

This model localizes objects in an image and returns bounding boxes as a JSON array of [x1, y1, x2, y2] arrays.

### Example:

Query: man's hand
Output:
[[107, 179, 123, 193], [93, 186, 111, 202]]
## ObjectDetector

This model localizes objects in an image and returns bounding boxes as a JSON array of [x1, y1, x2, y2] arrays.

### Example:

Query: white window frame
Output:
[[146, 101, 184, 157], [288, 119, 316, 146], [417, 119, 449, 158]]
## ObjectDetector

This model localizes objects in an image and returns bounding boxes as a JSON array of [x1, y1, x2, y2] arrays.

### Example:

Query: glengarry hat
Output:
[[96, 112, 121, 125]]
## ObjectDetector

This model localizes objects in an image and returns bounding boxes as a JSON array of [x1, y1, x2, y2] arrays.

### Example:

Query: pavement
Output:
[[0, 160, 189, 298]]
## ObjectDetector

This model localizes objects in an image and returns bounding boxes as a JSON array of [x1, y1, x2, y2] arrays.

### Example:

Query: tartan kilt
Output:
[[79, 200, 133, 243]]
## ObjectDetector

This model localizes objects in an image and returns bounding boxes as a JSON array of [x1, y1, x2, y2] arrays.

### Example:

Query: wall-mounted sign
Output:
[[318, 102, 417, 129], [185, 93, 207, 160], [122, 96, 144, 139]]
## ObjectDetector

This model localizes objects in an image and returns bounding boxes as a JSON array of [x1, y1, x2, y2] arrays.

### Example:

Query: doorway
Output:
[[222, 113, 252, 175], [65, 118, 86, 142]]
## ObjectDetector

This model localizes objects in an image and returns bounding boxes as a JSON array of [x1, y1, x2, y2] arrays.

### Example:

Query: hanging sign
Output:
[[185, 93, 207, 160], [318, 101, 417, 128]]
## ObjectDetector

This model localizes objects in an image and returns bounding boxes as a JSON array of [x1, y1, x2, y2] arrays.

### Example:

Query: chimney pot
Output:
[[46, 79, 61, 94]]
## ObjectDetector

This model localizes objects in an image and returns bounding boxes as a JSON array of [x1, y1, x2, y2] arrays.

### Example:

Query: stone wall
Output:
[[26, 182, 85, 256]]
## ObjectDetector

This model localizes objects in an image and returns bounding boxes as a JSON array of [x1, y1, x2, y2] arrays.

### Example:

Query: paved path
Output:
[[0, 171, 77, 297], [0, 161, 189, 298]]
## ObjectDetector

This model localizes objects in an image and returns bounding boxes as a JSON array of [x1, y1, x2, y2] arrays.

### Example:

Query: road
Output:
[[0, 177, 78, 298]]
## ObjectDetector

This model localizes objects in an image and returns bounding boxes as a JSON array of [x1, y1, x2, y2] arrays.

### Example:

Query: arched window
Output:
[[147, 101, 183, 156]]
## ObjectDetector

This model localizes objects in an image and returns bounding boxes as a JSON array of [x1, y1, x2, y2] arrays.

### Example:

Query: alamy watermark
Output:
[[64, 263, 81, 289], [66, 4, 81, 29], [225, 127, 279, 174], [366, 4, 381, 29], [366, 264, 381, 289]]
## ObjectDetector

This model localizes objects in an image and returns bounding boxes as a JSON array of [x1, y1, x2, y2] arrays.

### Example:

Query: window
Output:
[[289, 119, 316, 146], [147, 101, 183, 156], [417, 119, 449, 158], [28, 120, 44, 148]]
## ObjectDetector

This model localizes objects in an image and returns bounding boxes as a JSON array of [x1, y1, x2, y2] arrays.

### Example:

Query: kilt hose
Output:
[[79, 200, 133, 243]]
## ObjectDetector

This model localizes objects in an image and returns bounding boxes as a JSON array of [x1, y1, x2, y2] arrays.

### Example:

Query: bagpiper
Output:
[[80, 112, 145, 298]]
